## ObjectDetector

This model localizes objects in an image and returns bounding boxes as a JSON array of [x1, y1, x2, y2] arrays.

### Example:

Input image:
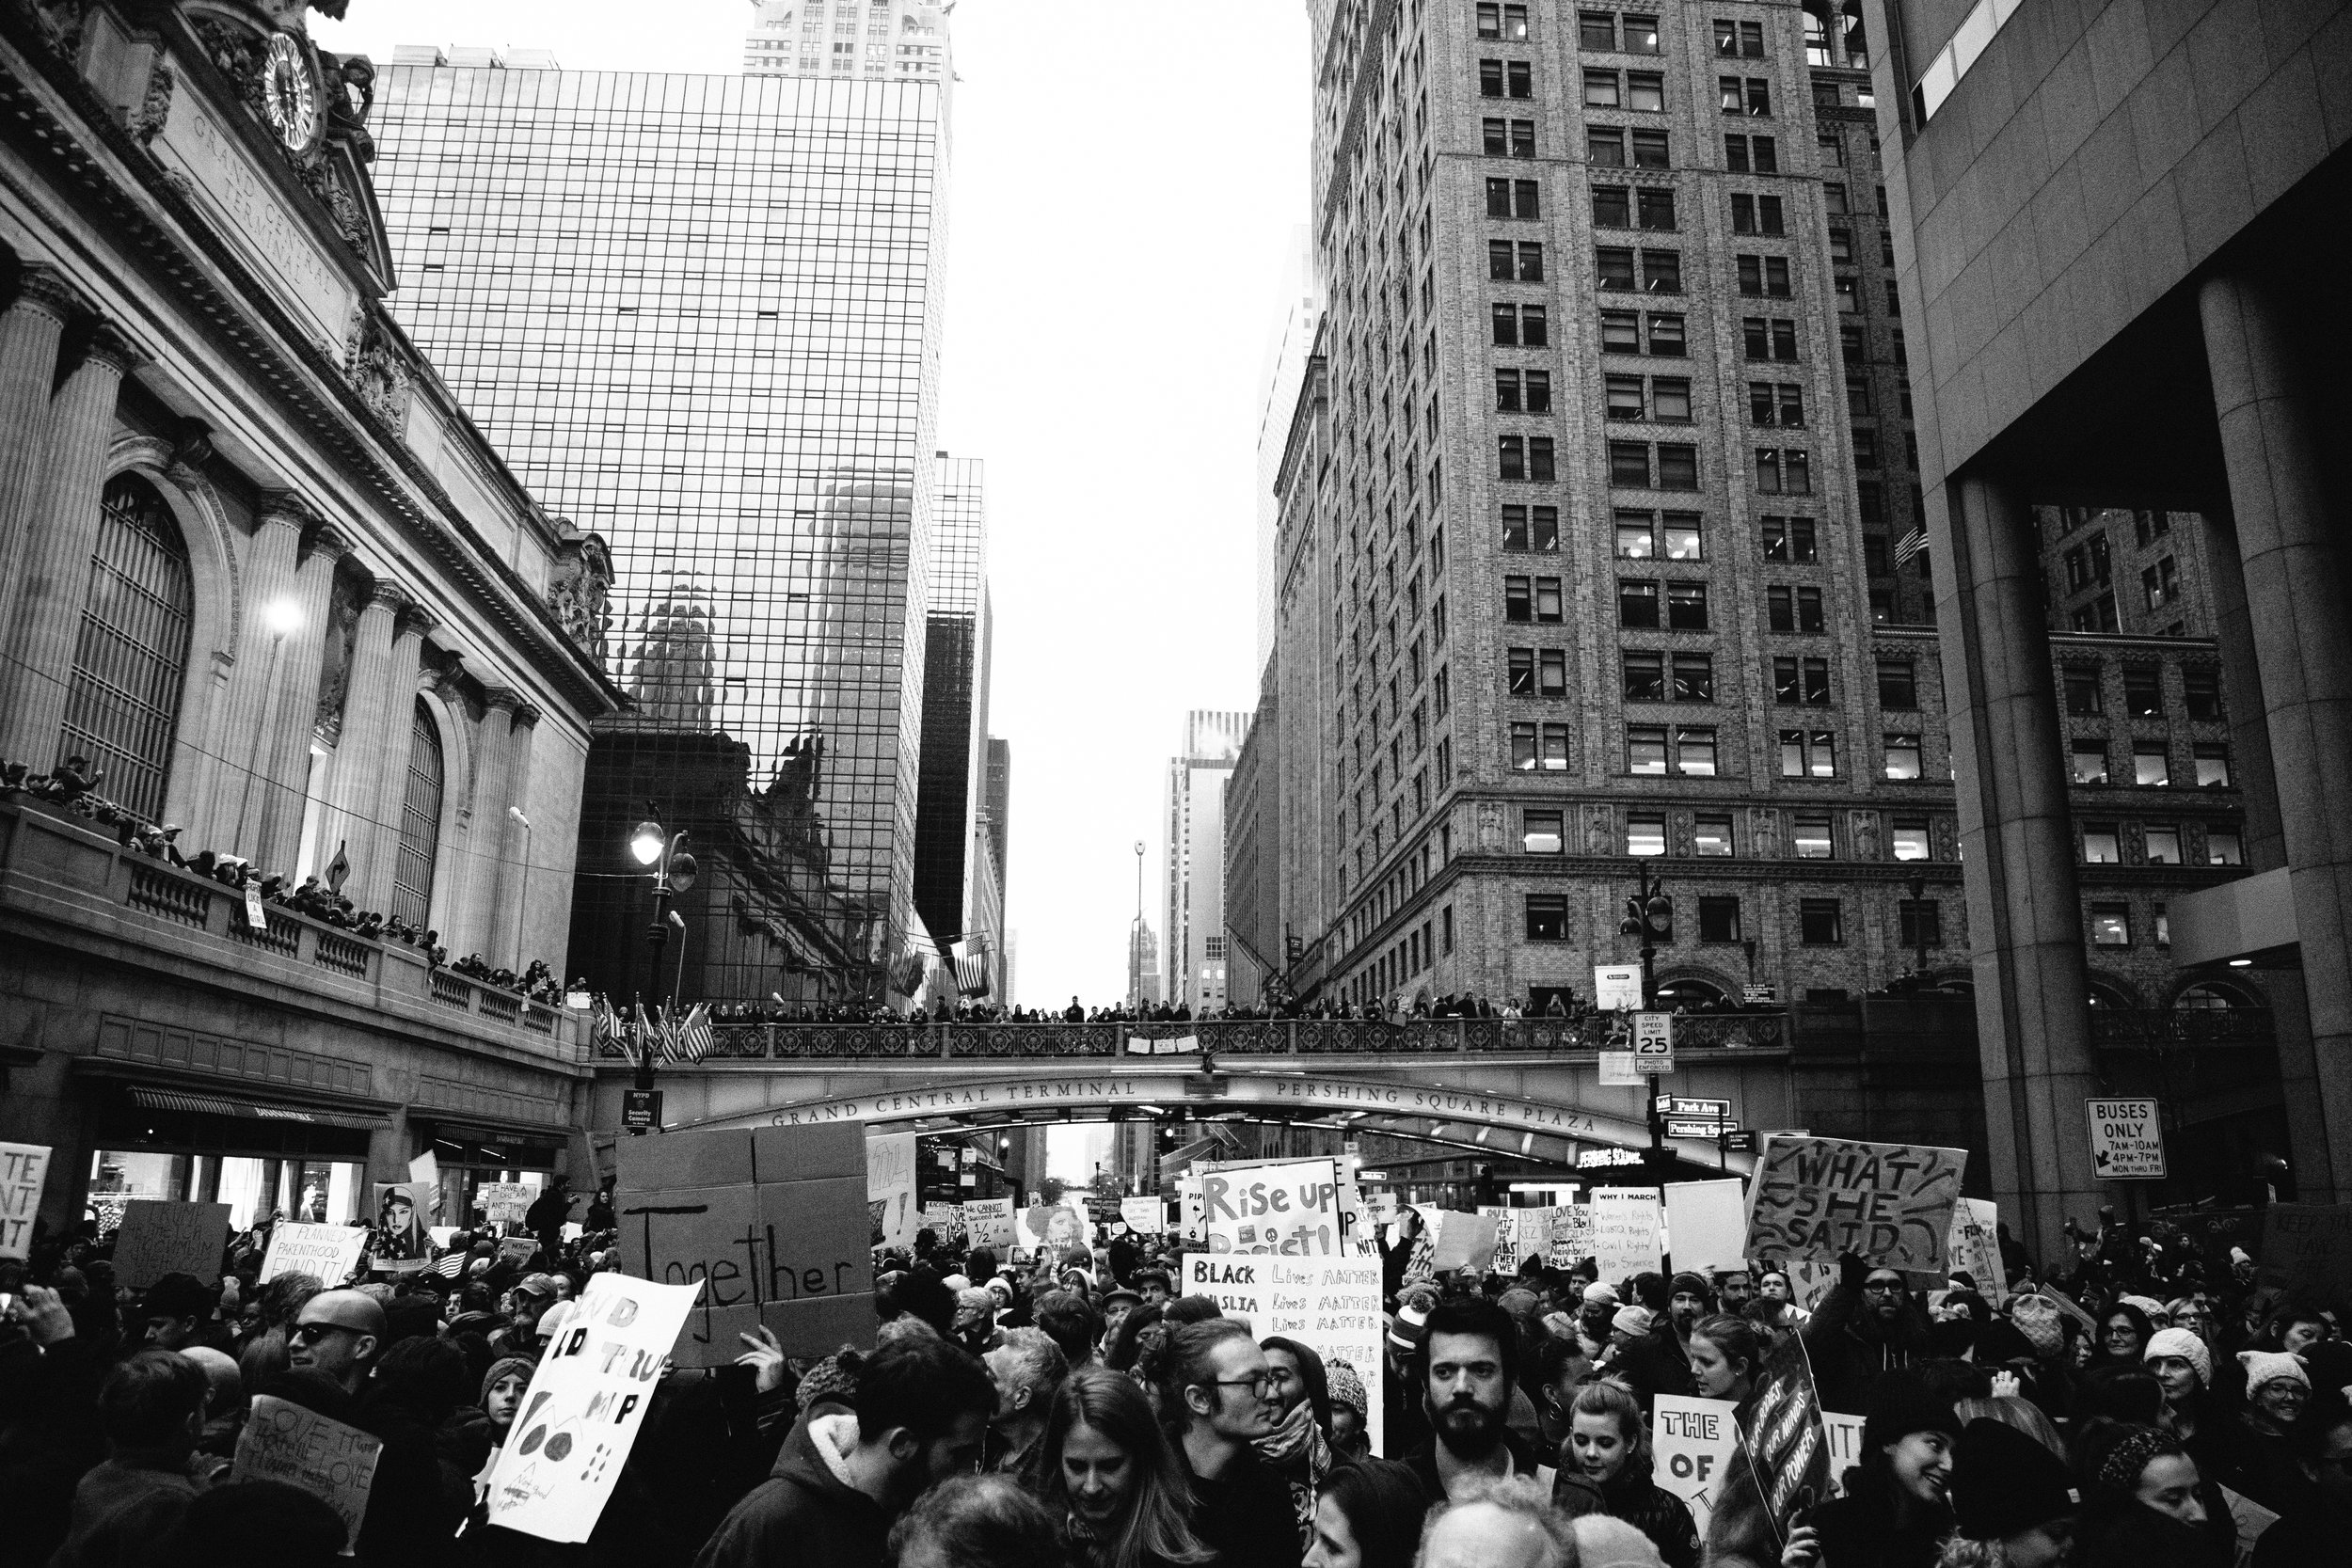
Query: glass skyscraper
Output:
[[912, 454, 987, 955], [370, 57, 950, 1005]]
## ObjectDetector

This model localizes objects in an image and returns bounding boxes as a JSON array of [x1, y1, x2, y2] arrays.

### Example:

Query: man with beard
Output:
[[1404, 1297, 1555, 1504], [1714, 1268, 1755, 1317], [1665, 1273, 1713, 1353], [1802, 1250, 1931, 1416]]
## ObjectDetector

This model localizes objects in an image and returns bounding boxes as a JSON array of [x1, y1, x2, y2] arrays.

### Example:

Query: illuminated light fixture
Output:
[[262, 597, 303, 637], [2228, 958, 2254, 968], [628, 820, 667, 866]]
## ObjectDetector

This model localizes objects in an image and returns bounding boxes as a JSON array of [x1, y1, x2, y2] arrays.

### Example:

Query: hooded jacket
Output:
[[691, 1410, 892, 1568]]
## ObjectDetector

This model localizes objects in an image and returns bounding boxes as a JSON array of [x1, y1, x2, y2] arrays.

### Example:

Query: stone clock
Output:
[[259, 31, 322, 154]]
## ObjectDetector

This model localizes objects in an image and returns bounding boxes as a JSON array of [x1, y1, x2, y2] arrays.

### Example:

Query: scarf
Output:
[[1252, 1400, 1333, 1547]]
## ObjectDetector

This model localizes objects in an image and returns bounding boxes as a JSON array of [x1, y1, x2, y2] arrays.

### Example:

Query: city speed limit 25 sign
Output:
[[2086, 1099, 2166, 1179]]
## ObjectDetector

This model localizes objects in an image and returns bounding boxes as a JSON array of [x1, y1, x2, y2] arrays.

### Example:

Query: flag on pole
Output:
[[630, 1002, 657, 1069], [1894, 526, 1930, 566], [665, 1003, 714, 1064], [591, 996, 622, 1057]]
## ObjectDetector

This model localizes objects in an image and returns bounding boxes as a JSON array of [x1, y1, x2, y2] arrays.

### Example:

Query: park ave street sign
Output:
[[2086, 1099, 2166, 1179]]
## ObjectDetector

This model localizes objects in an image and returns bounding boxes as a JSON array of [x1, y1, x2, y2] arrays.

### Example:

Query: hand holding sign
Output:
[[1742, 1135, 1967, 1281]]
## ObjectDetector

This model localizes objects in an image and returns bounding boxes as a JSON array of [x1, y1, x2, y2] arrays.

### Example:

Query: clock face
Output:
[[260, 32, 321, 153]]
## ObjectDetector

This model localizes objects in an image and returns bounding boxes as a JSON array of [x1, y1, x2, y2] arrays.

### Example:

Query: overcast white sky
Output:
[[317, 4, 1311, 1026]]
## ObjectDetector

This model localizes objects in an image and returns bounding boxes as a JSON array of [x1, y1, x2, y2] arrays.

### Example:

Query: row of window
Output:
[[1509, 721, 1878, 779], [1495, 509, 1821, 567], [2061, 664, 2223, 720], [1524, 894, 1933, 951], [2081, 821, 2243, 866], [1520, 809, 1937, 863], [2069, 739, 2233, 789]]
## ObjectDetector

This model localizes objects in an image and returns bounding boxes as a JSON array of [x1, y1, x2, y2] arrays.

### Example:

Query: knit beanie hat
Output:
[[1388, 1299, 1432, 1352], [2142, 1328, 2212, 1388], [796, 1351, 860, 1412], [1950, 1418, 2079, 1541], [481, 1355, 536, 1409], [2090, 1423, 2182, 1496], [2118, 1294, 2168, 1321], [1498, 1288, 1542, 1323], [1669, 1272, 1710, 1301], [2009, 1295, 2065, 1359], [2237, 1349, 2309, 1394], [1583, 1281, 1621, 1307], [1326, 1358, 1367, 1416], [1612, 1305, 1656, 1338], [1860, 1369, 1961, 1457], [1975, 1320, 2040, 1367]]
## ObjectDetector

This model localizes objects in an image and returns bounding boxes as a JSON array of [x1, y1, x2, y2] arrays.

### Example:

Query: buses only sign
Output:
[[2086, 1100, 2166, 1180]]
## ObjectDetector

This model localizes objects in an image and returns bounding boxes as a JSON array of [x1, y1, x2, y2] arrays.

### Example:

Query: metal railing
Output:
[[2090, 1007, 2275, 1047]]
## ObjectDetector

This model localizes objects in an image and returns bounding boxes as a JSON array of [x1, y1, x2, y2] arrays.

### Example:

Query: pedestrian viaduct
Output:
[[585, 1015, 1797, 1175]]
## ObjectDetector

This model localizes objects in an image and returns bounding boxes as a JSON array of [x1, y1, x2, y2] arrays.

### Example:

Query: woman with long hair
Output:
[[1305, 1458, 1429, 1568], [1781, 1370, 1957, 1568], [1552, 1379, 1701, 1568], [1041, 1366, 1214, 1568], [2084, 1303, 2156, 1374]]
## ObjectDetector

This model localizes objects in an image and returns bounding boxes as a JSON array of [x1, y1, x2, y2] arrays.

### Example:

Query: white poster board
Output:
[[961, 1196, 1016, 1252], [1595, 965, 1644, 1012], [260, 1222, 369, 1286], [1654, 1394, 1741, 1536], [1664, 1180, 1748, 1273], [1120, 1196, 1166, 1234], [1186, 1253, 1384, 1456], [1947, 1197, 2008, 1304], [1592, 1188, 1663, 1278], [1200, 1158, 1347, 1255], [866, 1132, 919, 1251], [0, 1143, 51, 1260], [477, 1182, 536, 1225], [482, 1273, 705, 1543]]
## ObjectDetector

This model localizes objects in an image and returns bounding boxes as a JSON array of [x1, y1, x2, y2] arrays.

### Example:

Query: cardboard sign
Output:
[[1200, 1158, 1346, 1255], [1425, 1208, 1500, 1273], [1547, 1204, 1597, 1268], [1947, 1197, 2007, 1304], [1743, 1135, 1967, 1281], [917, 1205, 965, 1245], [1120, 1196, 1165, 1234], [2260, 1203, 2352, 1307], [0, 1143, 50, 1259], [1664, 1180, 1747, 1273], [483, 1272, 705, 1543], [111, 1199, 232, 1288], [231, 1393, 382, 1548], [2086, 1099, 2166, 1179], [1595, 965, 1644, 1011], [1592, 1187, 1663, 1278], [866, 1132, 918, 1251], [614, 1123, 875, 1368], [962, 1197, 1016, 1252], [1655, 1395, 1741, 1537], [1185, 1253, 1384, 1457], [261, 1222, 368, 1286], [478, 1183, 536, 1224], [497, 1236, 540, 1269]]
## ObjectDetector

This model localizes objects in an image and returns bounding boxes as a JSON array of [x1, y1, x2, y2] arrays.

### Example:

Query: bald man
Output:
[[288, 1290, 386, 1394], [1414, 1478, 1575, 1568]]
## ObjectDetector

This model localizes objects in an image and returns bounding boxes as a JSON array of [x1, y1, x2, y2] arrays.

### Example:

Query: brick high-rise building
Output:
[[1277, 0, 1963, 1011], [743, 0, 950, 81]]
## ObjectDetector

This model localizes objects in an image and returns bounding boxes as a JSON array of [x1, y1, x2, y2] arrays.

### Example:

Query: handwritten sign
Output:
[[615, 1123, 874, 1368], [1743, 1135, 1967, 1282], [261, 1222, 368, 1286], [0, 1143, 51, 1259], [1185, 1253, 1385, 1456], [1739, 1334, 1830, 1550], [1947, 1198, 2007, 1305], [1546, 1205, 1597, 1268], [917, 1205, 965, 1246], [483, 1272, 704, 1543], [1664, 1180, 1747, 1273], [2261, 1203, 2352, 1307], [962, 1197, 1016, 1252], [866, 1132, 918, 1251], [1201, 1158, 1346, 1255], [231, 1394, 382, 1547], [1593, 1188, 1663, 1278], [111, 1200, 231, 1288], [1425, 1208, 1499, 1274], [1120, 1196, 1166, 1234], [478, 1183, 536, 1224], [1655, 1395, 1741, 1537]]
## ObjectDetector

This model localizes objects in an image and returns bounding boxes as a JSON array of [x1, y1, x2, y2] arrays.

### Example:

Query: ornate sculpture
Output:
[[544, 524, 613, 660], [1475, 800, 1502, 853], [344, 309, 411, 428], [21, 0, 90, 60], [134, 59, 175, 143]]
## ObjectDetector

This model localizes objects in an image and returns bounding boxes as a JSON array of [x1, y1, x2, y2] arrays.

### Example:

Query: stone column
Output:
[[250, 524, 351, 874], [2201, 274, 2352, 1200], [316, 579, 412, 896], [1932, 470, 2101, 1260], [218, 498, 307, 854], [487, 703, 542, 969], [456, 686, 525, 958], [0, 325, 142, 766], [0, 267, 82, 607]]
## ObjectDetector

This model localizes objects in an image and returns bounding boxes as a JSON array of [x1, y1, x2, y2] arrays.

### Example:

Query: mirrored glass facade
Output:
[[370, 63, 949, 1004], [912, 456, 986, 950]]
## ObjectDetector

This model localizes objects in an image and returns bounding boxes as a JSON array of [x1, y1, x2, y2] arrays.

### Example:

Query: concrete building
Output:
[[0, 0, 619, 1236], [369, 47, 952, 1007], [743, 0, 950, 81], [1164, 710, 1250, 1012], [1866, 0, 2351, 1242]]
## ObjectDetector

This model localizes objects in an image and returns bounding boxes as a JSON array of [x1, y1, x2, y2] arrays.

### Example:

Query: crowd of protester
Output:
[[2, 1189, 2345, 1568], [704, 987, 1794, 1029]]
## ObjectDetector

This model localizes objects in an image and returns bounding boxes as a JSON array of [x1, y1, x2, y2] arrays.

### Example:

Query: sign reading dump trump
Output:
[[1743, 1135, 1967, 1282], [615, 1122, 874, 1369]]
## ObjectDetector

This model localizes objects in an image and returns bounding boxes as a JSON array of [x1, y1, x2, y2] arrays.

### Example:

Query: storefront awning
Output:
[[127, 1087, 387, 1132]]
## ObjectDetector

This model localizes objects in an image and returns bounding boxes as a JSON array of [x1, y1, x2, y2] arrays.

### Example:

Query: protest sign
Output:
[[1200, 1158, 1347, 1255], [2222, 1486, 2280, 1566], [1480, 1208, 1519, 1273], [405, 1151, 442, 1218], [1820, 1411, 1866, 1487], [614, 1123, 874, 1368], [261, 1222, 368, 1285], [1185, 1253, 1385, 1456], [1120, 1196, 1165, 1235], [0, 1143, 51, 1260], [1425, 1208, 1499, 1274], [1592, 1188, 1663, 1277], [1654, 1395, 1741, 1537], [1664, 1180, 1747, 1273], [429, 1227, 459, 1250], [497, 1236, 539, 1269], [917, 1205, 965, 1245], [484, 1272, 705, 1543], [1735, 1334, 1830, 1552], [866, 1132, 918, 1251], [477, 1182, 536, 1224], [962, 1196, 1016, 1252], [1947, 1197, 2007, 1305], [1743, 1135, 1967, 1281], [370, 1182, 434, 1273], [1546, 1205, 1596, 1268], [231, 1393, 382, 1547], [110, 1199, 231, 1288], [1017, 1201, 1092, 1258], [2260, 1203, 2352, 1307]]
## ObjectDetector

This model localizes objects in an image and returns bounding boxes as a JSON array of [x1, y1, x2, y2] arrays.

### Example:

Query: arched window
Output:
[[390, 701, 443, 928], [2176, 982, 2261, 1011], [59, 475, 193, 821]]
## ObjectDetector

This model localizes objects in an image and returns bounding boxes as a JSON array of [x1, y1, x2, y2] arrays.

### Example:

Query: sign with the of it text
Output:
[[2085, 1099, 2166, 1179], [0, 1143, 51, 1260], [1742, 1134, 1967, 1282], [1654, 1395, 1740, 1537], [1184, 1253, 1384, 1457]]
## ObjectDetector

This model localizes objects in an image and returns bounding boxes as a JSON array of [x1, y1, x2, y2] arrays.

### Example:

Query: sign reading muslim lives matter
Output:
[[1743, 1134, 1967, 1283]]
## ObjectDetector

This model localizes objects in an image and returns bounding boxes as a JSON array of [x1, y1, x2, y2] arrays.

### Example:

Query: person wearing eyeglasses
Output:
[[1800, 1252, 1930, 1419], [286, 1290, 386, 1395], [1138, 1319, 1299, 1568]]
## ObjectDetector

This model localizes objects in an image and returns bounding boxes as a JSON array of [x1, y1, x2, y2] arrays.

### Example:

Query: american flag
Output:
[[1894, 526, 1930, 566], [663, 1002, 715, 1064], [430, 1252, 466, 1281]]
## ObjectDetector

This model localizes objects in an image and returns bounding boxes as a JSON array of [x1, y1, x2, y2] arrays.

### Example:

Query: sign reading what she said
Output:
[[1743, 1135, 1967, 1282]]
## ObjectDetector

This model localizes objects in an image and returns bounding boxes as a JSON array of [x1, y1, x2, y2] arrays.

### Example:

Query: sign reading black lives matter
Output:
[[614, 1121, 874, 1368], [1742, 1134, 1967, 1282]]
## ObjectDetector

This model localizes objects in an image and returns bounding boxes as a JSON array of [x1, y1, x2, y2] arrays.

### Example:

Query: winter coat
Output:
[[2076, 1495, 2234, 1568], [45, 1453, 199, 1568], [1183, 1443, 1303, 1568], [692, 1409, 893, 1568], [1805, 1464, 1949, 1568], [1553, 1465, 1701, 1568], [1799, 1282, 1931, 1419]]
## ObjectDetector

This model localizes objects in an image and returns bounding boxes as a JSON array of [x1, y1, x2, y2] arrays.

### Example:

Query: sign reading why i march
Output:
[[1743, 1134, 1967, 1280]]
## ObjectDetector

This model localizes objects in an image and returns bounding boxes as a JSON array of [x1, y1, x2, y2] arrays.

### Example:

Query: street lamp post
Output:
[[1618, 862, 1675, 1172], [1132, 839, 1145, 1010], [626, 816, 697, 1134]]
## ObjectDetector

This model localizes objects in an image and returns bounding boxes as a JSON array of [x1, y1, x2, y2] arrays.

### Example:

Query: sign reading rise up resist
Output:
[[1743, 1135, 1967, 1281]]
